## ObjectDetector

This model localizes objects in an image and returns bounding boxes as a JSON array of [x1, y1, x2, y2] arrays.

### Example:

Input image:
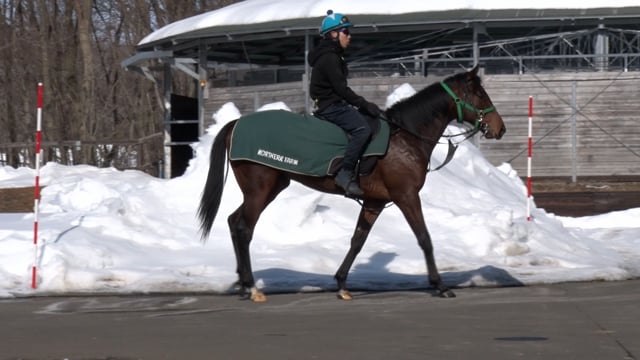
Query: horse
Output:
[[198, 65, 506, 302]]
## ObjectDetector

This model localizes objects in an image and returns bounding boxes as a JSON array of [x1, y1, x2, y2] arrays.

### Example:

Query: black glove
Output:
[[361, 101, 383, 118]]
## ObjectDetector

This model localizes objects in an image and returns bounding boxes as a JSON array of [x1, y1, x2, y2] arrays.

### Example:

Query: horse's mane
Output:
[[385, 71, 478, 135]]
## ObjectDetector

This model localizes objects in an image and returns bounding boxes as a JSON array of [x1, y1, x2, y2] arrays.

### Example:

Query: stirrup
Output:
[[342, 181, 364, 198]]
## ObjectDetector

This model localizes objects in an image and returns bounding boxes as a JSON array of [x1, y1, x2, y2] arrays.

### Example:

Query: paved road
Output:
[[2, 280, 639, 360]]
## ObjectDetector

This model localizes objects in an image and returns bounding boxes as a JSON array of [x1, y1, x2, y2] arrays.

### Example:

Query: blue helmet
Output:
[[319, 10, 352, 36]]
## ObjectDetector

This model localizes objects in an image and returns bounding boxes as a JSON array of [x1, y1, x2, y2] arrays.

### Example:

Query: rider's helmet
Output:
[[319, 10, 353, 36]]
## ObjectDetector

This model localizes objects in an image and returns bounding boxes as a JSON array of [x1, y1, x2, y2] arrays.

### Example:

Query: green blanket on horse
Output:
[[228, 110, 390, 176]]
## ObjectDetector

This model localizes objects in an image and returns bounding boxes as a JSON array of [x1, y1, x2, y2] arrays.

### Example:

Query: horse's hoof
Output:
[[439, 289, 456, 298], [337, 289, 353, 300], [250, 288, 267, 302], [251, 293, 267, 302]]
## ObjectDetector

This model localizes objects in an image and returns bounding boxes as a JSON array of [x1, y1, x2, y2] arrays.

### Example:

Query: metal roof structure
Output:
[[127, 7, 640, 67]]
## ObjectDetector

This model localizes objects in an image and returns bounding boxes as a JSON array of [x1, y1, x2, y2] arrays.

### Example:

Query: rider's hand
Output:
[[362, 101, 383, 118]]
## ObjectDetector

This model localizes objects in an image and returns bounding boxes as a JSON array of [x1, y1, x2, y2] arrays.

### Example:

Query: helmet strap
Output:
[[327, 30, 339, 40]]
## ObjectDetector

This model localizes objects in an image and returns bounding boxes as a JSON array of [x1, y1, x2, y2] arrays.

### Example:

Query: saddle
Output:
[[228, 110, 390, 177]]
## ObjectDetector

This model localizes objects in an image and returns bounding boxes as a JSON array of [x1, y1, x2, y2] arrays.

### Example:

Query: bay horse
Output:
[[198, 65, 506, 301]]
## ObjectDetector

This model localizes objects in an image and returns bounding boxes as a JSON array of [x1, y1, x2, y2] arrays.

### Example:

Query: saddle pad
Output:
[[229, 110, 389, 176]]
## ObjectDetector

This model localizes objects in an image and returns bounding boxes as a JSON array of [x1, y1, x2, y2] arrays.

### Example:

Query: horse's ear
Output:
[[469, 64, 480, 76], [466, 65, 480, 84]]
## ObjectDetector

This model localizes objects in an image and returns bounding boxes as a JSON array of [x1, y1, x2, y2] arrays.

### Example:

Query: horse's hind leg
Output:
[[228, 165, 289, 302], [334, 201, 385, 300], [228, 206, 264, 301]]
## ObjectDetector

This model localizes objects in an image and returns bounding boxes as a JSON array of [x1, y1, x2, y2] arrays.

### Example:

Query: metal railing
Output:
[[214, 52, 640, 87], [0, 133, 164, 176]]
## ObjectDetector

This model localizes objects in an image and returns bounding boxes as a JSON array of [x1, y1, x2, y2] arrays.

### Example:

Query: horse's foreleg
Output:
[[418, 227, 455, 298], [396, 194, 455, 298], [334, 202, 384, 300]]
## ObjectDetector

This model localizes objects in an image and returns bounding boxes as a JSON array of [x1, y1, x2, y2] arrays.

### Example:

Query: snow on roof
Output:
[[138, 0, 640, 46]]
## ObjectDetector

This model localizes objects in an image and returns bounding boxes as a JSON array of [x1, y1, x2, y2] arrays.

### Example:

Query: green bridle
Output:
[[440, 81, 496, 131]]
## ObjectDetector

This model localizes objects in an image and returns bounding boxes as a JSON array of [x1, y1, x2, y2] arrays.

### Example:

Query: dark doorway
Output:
[[170, 94, 199, 178]]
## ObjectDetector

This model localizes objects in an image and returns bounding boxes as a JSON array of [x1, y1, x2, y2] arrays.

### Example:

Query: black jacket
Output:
[[308, 38, 368, 112]]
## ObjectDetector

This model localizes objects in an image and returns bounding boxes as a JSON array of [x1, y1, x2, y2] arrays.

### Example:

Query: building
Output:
[[123, 1, 640, 179]]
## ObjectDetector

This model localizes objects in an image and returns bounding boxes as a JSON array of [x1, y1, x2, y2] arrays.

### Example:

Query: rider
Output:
[[308, 10, 383, 197]]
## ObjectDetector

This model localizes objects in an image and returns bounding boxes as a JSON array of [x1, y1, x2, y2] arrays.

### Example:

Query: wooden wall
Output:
[[480, 72, 640, 177], [205, 72, 640, 177]]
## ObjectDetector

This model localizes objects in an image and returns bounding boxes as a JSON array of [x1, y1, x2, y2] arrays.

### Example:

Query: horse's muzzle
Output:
[[482, 123, 506, 140], [497, 125, 506, 139]]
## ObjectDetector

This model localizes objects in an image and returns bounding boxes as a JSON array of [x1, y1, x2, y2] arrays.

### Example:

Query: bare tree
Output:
[[0, 0, 241, 171]]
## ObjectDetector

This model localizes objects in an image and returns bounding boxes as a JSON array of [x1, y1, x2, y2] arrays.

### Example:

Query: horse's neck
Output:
[[392, 115, 449, 164], [389, 86, 456, 155], [428, 113, 452, 140], [417, 99, 454, 144], [430, 86, 462, 135]]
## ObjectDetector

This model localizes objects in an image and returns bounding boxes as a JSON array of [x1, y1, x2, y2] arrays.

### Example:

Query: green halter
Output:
[[440, 81, 496, 129]]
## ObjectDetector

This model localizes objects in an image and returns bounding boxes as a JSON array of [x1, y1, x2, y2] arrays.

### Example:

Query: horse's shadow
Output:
[[242, 251, 523, 296]]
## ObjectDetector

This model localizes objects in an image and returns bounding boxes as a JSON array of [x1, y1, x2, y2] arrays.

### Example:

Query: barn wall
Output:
[[205, 72, 640, 177]]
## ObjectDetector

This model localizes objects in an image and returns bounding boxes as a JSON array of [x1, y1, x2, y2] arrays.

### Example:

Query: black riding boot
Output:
[[335, 168, 364, 197]]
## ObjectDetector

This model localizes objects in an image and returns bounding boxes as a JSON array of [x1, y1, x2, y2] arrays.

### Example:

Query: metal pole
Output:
[[527, 96, 533, 221], [571, 81, 578, 183], [304, 32, 311, 114], [163, 63, 172, 179], [254, 92, 260, 112], [422, 49, 428, 76], [472, 24, 479, 67], [198, 41, 207, 137], [32, 82, 44, 289], [518, 56, 523, 75]]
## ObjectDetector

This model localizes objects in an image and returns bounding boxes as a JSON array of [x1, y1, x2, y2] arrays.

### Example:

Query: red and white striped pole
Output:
[[32, 82, 43, 289], [526, 96, 533, 221]]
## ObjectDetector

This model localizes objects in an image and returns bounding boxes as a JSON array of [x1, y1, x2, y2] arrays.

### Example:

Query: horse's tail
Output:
[[198, 120, 236, 241]]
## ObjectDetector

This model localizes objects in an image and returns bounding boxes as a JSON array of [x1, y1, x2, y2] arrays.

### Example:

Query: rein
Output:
[[383, 114, 473, 172]]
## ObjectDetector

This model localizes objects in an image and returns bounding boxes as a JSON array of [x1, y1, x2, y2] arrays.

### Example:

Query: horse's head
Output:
[[441, 65, 506, 139]]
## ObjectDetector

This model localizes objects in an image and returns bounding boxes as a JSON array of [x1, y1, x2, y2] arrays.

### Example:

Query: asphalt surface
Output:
[[2, 280, 639, 360]]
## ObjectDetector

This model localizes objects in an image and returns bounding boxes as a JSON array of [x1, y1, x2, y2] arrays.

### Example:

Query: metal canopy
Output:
[[130, 8, 640, 67]]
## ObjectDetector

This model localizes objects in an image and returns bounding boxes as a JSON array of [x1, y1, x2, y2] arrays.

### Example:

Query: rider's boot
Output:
[[334, 168, 364, 197]]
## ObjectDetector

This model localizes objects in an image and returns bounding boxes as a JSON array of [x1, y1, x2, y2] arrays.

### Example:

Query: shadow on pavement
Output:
[[243, 251, 523, 295]]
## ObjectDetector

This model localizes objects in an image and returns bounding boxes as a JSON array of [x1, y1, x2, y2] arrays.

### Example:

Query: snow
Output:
[[1, 84, 639, 299], [139, 0, 640, 45]]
